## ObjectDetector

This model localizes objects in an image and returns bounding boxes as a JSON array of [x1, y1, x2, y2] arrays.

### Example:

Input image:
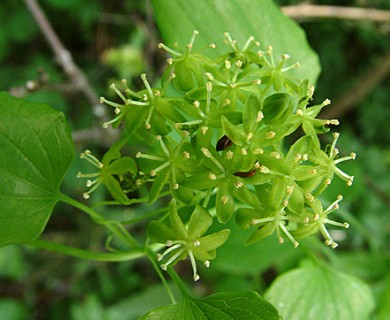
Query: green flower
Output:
[[148, 199, 230, 281], [77, 139, 137, 204], [290, 195, 349, 248]]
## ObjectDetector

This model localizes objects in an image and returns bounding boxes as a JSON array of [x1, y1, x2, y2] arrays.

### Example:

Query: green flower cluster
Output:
[[78, 31, 355, 279]]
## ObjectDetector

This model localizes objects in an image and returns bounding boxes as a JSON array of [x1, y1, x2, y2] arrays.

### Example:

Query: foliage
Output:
[[0, 0, 389, 319]]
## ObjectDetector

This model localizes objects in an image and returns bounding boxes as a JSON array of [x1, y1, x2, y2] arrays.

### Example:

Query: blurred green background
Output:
[[0, 0, 389, 319]]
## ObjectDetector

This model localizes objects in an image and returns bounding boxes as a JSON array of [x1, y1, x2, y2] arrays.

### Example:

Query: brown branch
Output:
[[23, 0, 119, 144], [282, 4, 390, 22], [321, 51, 390, 119], [23, 0, 101, 110]]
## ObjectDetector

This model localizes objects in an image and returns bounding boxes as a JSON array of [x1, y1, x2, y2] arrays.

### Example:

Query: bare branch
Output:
[[23, 0, 100, 109], [23, 0, 118, 144], [282, 4, 390, 23]]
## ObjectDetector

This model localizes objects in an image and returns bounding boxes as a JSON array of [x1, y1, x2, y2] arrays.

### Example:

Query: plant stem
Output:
[[166, 267, 190, 298], [146, 248, 177, 304], [29, 239, 145, 262], [58, 193, 139, 248]]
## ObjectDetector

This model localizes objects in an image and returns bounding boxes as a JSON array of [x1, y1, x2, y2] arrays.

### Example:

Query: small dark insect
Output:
[[216, 135, 233, 151], [233, 169, 257, 178]]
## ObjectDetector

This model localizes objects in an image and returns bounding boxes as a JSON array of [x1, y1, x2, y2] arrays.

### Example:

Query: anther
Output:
[[270, 152, 280, 159], [223, 98, 231, 106], [253, 148, 264, 154], [266, 131, 276, 139], [183, 151, 190, 159], [221, 196, 229, 205]]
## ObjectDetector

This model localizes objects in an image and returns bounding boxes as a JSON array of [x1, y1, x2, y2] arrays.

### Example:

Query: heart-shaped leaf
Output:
[[140, 291, 281, 320], [0, 93, 74, 246], [265, 263, 375, 320]]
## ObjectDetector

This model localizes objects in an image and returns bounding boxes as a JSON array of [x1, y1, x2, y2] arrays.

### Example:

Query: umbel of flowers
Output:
[[78, 31, 354, 280]]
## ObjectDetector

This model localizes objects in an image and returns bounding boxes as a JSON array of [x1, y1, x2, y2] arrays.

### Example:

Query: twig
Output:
[[23, 0, 101, 112], [282, 4, 390, 22], [321, 51, 390, 119], [23, 0, 118, 144]]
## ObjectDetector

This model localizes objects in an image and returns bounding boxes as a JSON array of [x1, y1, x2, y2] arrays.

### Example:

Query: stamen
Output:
[[158, 43, 182, 57], [157, 135, 170, 157], [140, 73, 154, 99], [279, 222, 299, 247], [80, 150, 103, 168], [161, 247, 186, 270], [110, 83, 126, 103], [77, 171, 100, 179], [252, 216, 275, 225], [266, 131, 276, 139], [201, 148, 224, 172], [242, 35, 255, 51], [150, 162, 170, 176], [188, 250, 200, 281], [136, 152, 165, 161], [158, 243, 182, 261]]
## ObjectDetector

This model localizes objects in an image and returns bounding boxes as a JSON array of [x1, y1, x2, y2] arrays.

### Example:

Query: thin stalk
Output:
[[146, 248, 177, 304], [58, 193, 138, 248], [29, 239, 145, 262], [167, 267, 191, 298]]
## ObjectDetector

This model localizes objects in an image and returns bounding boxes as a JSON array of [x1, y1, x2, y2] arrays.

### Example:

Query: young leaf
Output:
[[265, 263, 375, 320], [140, 291, 281, 320], [0, 93, 74, 246]]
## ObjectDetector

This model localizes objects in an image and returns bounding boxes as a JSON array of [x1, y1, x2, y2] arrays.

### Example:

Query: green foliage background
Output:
[[0, 0, 389, 319]]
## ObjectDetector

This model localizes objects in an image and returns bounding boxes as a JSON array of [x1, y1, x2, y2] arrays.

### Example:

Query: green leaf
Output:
[[151, 0, 320, 85], [140, 291, 281, 320], [265, 263, 375, 320], [0, 93, 74, 246]]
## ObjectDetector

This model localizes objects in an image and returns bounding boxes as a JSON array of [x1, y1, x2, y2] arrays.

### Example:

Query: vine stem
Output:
[[58, 193, 139, 249], [28, 239, 144, 262]]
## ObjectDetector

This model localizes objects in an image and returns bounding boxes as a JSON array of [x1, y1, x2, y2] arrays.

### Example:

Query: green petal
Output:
[[107, 157, 137, 175], [147, 220, 177, 244], [246, 223, 276, 246], [216, 182, 235, 224], [172, 185, 194, 205], [148, 167, 170, 204], [243, 94, 261, 134], [221, 116, 247, 146], [262, 93, 295, 125], [196, 229, 231, 251], [169, 199, 188, 239], [187, 206, 212, 239], [235, 207, 259, 229], [102, 136, 129, 165], [181, 172, 221, 190], [103, 174, 130, 204]]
